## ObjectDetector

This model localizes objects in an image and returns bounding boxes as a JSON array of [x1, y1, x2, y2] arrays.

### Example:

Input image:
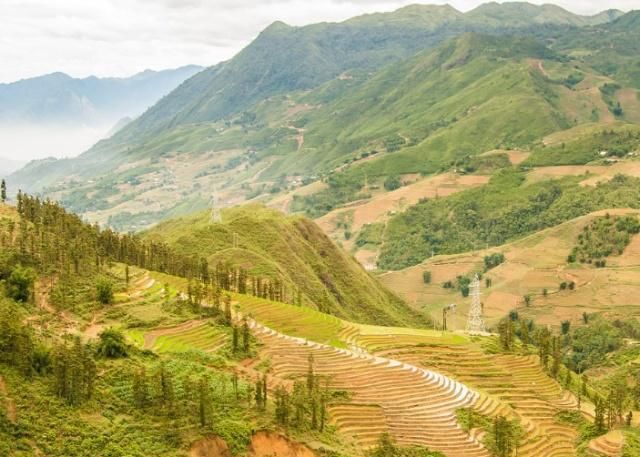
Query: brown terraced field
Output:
[[249, 322, 491, 456]]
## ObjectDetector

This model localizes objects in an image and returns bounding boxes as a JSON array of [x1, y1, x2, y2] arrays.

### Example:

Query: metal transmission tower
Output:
[[210, 190, 222, 223], [466, 274, 486, 334]]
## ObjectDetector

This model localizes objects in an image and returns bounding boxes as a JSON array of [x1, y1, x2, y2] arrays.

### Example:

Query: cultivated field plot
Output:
[[525, 161, 640, 186], [251, 323, 491, 456], [143, 321, 227, 354], [381, 209, 640, 328], [107, 266, 588, 457], [376, 343, 581, 457]]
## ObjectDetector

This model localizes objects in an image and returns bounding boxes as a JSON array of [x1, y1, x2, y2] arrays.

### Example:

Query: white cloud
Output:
[[1, 0, 633, 83]]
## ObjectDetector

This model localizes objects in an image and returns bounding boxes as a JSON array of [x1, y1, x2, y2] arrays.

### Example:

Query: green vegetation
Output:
[[5, 264, 36, 303], [524, 125, 640, 166], [96, 276, 115, 304], [355, 222, 385, 249], [484, 253, 506, 271], [146, 204, 426, 326], [568, 214, 640, 264], [457, 408, 523, 457], [379, 172, 640, 269], [368, 433, 443, 457]]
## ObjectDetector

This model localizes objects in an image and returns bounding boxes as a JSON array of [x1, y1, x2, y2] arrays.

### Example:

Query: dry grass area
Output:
[[525, 161, 640, 186], [381, 209, 640, 329], [617, 88, 640, 124]]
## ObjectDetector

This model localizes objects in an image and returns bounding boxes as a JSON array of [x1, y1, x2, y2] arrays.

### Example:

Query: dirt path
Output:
[[532, 59, 550, 78], [0, 375, 17, 423]]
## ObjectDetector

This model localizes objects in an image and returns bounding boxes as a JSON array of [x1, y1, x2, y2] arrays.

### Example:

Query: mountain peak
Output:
[[262, 20, 292, 33]]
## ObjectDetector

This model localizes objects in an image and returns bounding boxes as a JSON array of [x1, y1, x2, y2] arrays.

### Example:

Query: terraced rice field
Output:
[[233, 293, 345, 345], [122, 268, 585, 456], [144, 321, 227, 354], [587, 429, 624, 456], [248, 320, 491, 457], [367, 340, 581, 457]]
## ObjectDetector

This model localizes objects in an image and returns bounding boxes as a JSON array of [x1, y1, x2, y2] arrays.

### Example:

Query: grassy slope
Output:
[[144, 204, 426, 327], [271, 34, 564, 178]]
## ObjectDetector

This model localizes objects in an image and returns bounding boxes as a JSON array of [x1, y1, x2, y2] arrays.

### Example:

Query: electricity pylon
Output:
[[466, 274, 486, 334]]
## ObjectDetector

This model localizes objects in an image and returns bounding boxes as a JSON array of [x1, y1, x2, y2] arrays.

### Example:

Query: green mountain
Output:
[[555, 11, 640, 88], [144, 204, 423, 326], [113, 2, 619, 139], [5, 3, 634, 236]]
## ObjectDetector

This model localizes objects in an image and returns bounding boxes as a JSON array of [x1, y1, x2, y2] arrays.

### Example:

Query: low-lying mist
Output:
[[0, 123, 115, 163]]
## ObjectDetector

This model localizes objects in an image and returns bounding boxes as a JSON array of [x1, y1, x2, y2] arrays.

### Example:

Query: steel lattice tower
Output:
[[466, 274, 486, 334]]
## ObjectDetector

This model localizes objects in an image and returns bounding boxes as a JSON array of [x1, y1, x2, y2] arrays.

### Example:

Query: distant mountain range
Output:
[[0, 65, 204, 127]]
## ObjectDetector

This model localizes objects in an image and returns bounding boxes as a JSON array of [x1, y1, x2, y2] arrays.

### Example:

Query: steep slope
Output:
[[115, 2, 616, 139], [279, 33, 564, 179], [144, 204, 425, 326]]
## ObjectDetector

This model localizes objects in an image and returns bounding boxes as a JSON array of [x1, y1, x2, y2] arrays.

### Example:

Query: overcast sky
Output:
[[1, 0, 637, 84]]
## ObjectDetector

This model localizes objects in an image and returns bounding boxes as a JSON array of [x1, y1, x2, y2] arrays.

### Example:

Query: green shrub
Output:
[[422, 271, 432, 284], [96, 277, 114, 305], [383, 175, 402, 191], [96, 328, 129, 358], [5, 265, 36, 303]]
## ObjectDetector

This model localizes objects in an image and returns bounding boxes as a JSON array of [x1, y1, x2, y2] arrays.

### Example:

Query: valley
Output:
[[4, 2, 640, 456]]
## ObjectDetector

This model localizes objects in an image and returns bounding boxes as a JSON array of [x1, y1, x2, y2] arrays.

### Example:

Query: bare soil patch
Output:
[[317, 173, 489, 249], [189, 436, 231, 457], [248, 432, 315, 457]]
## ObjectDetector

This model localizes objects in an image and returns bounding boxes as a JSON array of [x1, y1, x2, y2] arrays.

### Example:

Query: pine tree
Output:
[[1, 179, 6, 203], [255, 379, 263, 409], [519, 319, 529, 347], [242, 319, 250, 352], [198, 376, 212, 426], [158, 363, 175, 412], [307, 353, 315, 393], [224, 294, 232, 324], [232, 326, 239, 353], [133, 367, 149, 408], [551, 336, 561, 378], [232, 371, 239, 400], [594, 397, 606, 433], [310, 393, 318, 429], [262, 375, 268, 409]]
